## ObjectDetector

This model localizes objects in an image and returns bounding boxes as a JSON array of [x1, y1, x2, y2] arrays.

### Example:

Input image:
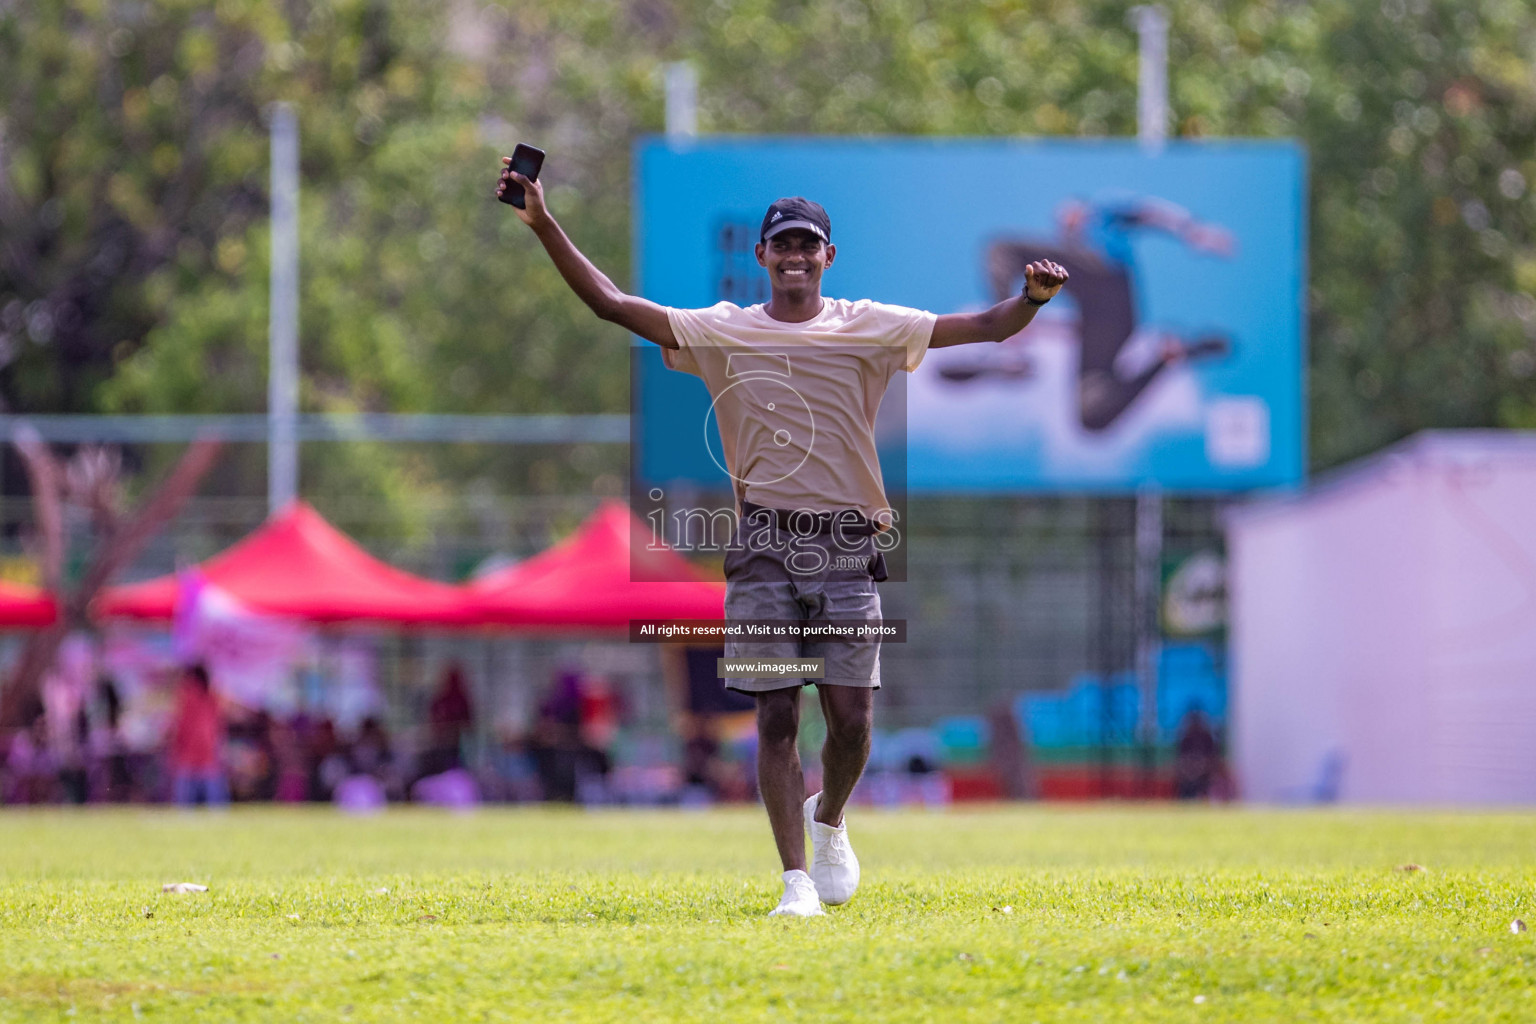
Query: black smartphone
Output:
[[498, 143, 545, 209]]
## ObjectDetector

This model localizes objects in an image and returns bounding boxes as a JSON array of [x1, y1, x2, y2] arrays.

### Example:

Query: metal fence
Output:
[[0, 490, 1228, 765]]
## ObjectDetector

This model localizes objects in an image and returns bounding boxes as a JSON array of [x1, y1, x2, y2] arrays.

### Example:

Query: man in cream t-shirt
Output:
[[500, 162, 1067, 917], [664, 291, 931, 519]]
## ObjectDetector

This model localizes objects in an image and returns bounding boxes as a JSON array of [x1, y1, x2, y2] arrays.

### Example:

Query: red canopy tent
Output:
[[94, 501, 475, 626], [0, 580, 59, 628], [466, 501, 724, 630]]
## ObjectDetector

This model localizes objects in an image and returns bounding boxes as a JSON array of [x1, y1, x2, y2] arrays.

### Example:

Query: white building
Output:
[[1228, 431, 1536, 803]]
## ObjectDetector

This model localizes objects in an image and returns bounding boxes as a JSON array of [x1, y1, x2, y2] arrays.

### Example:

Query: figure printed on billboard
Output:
[[932, 196, 1235, 434]]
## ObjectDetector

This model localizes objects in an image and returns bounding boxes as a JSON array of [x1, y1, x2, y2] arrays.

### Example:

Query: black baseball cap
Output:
[[760, 197, 831, 243]]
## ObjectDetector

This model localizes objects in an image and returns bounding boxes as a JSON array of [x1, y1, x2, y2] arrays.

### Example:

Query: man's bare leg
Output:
[[755, 686, 807, 871], [813, 684, 873, 826]]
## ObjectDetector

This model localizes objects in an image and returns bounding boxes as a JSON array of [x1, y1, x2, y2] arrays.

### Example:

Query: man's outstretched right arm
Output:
[[499, 160, 678, 349]]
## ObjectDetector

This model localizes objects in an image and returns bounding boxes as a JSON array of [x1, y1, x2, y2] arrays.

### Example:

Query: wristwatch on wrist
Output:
[[1023, 290, 1050, 306]]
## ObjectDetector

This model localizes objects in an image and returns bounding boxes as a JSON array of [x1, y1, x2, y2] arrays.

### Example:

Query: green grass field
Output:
[[2, 806, 1535, 1021]]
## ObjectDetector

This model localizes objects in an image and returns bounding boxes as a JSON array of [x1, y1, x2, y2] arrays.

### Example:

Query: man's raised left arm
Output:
[[929, 259, 1068, 348]]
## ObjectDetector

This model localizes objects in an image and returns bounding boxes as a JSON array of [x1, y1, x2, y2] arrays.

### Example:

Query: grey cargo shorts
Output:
[[722, 504, 888, 694]]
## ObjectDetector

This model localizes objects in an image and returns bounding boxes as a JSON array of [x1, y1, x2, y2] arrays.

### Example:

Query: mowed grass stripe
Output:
[[1, 807, 1534, 1022]]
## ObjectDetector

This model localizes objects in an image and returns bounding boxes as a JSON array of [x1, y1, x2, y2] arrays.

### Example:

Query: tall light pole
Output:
[[664, 62, 698, 139], [1131, 5, 1169, 792], [268, 102, 299, 515], [1133, 5, 1170, 151]]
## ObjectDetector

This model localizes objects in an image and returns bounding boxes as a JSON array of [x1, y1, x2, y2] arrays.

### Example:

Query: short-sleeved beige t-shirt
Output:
[[664, 297, 936, 518]]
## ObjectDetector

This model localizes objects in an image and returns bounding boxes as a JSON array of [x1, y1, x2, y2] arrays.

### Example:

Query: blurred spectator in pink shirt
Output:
[[168, 664, 228, 807]]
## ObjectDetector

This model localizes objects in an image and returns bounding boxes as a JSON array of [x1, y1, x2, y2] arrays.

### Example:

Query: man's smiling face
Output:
[[756, 229, 836, 299]]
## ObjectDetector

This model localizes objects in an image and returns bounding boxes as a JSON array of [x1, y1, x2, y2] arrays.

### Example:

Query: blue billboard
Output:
[[633, 138, 1305, 493]]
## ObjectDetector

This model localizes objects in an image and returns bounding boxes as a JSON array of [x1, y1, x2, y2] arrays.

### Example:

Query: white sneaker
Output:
[[767, 869, 824, 917], [804, 792, 860, 906]]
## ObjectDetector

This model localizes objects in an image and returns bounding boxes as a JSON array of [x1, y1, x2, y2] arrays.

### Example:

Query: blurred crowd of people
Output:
[[2, 658, 1221, 808], [3, 663, 408, 807], [0, 659, 645, 809]]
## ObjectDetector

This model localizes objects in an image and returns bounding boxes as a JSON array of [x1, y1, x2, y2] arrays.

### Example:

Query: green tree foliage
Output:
[[0, 0, 450, 411], [3, 0, 1534, 492], [0, 0, 467, 528], [1163, 0, 1536, 465]]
